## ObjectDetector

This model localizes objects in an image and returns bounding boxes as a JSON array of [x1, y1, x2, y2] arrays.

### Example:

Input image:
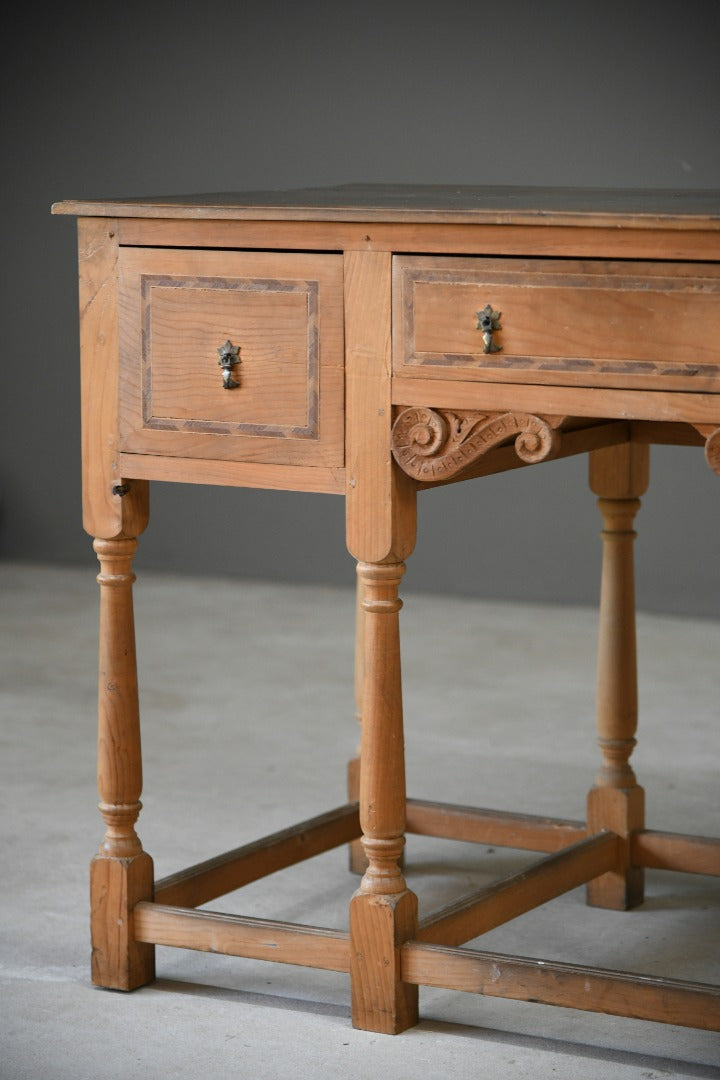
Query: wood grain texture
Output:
[[401, 943, 720, 1030], [395, 257, 720, 393], [350, 561, 418, 1032], [405, 799, 586, 852], [55, 188, 720, 1035], [119, 248, 344, 467], [418, 834, 619, 948], [350, 890, 418, 1033], [134, 904, 350, 972], [77, 219, 149, 538], [94, 538, 145, 858], [91, 537, 154, 990], [154, 804, 360, 907], [632, 831, 720, 875], [344, 250, 416, 563], [347, 573, 367, 875], [412, 420, 632, 489], [355, 563, 410, 896], [587, 443, 649, 910], [52, 183, 720, 227], [113, 218, 720, 261], [391, 407, 563, 481], [116, 452, 344, 493], [393, 376, 720, 425], [90, 853, 155, 990]]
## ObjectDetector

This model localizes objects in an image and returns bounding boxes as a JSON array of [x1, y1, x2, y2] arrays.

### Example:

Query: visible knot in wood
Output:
[[391, 407, 563, 481], [360, 837, 407, 895], [98, 801, 143, 856]]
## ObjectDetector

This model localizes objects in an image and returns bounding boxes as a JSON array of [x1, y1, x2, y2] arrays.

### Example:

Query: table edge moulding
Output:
[[52, 185, 720, 1036]]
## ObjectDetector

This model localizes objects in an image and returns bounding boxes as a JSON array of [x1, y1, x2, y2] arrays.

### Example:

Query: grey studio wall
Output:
[[1, 1, 719, 616]]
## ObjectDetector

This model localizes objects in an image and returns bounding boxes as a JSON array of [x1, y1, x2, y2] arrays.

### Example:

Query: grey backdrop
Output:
[[2, 1, 719, 615]]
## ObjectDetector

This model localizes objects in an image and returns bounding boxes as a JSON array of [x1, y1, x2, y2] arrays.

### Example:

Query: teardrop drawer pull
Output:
[[217, 339, 241, 388], [476, 304, 502, 353]]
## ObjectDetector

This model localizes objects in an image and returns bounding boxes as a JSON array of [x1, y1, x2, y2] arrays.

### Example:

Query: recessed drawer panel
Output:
[[394, 256, 720, 392], [119, 248, 344, 466]]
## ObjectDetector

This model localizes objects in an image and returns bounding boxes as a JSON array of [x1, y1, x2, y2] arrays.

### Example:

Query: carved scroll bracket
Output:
[[692, 424, 720, 475], [391, 407, 565, 483]]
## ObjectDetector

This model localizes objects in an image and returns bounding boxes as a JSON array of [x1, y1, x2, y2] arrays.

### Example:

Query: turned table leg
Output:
[[587, 443, 649, 910], [350, 561, 419, 1033], [90, 537, 155, 989], [347, 572, 367, 874]]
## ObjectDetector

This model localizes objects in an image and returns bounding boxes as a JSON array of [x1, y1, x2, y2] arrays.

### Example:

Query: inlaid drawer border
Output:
[[393, 256, 720, 393], [140, 273, 320, 440]]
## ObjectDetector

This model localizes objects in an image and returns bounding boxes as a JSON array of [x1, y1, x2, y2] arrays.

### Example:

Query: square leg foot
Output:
[[586, 786, 645, 910], [350, 889, 419, 1034], [90, 851, 155, 990]]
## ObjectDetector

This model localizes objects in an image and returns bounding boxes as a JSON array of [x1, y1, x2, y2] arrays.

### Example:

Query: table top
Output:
[[52, 183, 720, 229]]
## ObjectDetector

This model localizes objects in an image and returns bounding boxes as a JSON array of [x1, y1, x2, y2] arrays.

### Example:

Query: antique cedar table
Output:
[[53, 185, 720, 1033]]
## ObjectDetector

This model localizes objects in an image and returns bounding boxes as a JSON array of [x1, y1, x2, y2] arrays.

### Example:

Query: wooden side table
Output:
[[53, 185, 720, 1034]]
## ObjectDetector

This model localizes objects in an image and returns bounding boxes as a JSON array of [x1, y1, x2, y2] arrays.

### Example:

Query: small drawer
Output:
[[119, 248, 344, 466], [394, 256, 720, 393]]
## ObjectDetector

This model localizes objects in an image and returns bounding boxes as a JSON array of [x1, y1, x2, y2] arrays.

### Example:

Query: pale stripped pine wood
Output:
[[54, 190, 720, 1036], [394, 257, 720, 394], [692, 422, 720, 474], [91, 537, 154, 990], [112, 218, 720, 262], [350, 890, 418, 1034], [350, 561, 418, 1033], [405, 800, 720, 874], [51, 184, 720, 229], [343, 247, 416, 902], [401, 943, 720, 1030], [414, 420, 633, 490], [587, 442, 649, 909], [133, 904, 350, 972], [154, 804, 360, 908], [632, 830, 720, 875], [630, 420, 706, 447], [405, 799, 586, 852], [118, 248, 344, 468], [347, 572, 367, 875], [417, 834, 618, 948], [344, 250, 417, 564], [393, 375, 720, 425], [116, 452, 345, 494], [78, 219, 149, 540]]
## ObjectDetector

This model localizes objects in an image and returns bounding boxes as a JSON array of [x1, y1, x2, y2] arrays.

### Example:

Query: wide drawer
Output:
[[118, 248, 344, 466], [393, 256, 720, 393]]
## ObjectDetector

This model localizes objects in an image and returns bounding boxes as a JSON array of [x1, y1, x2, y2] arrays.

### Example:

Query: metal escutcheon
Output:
[[476, 304, 502, 354], [217, 339, 241, 388]]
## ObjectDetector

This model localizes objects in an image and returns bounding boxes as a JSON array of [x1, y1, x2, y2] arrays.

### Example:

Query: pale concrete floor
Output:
[[1, 561, 718, 1080]]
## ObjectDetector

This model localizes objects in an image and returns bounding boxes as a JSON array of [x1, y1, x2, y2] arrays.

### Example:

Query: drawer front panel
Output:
[[119, 248, 344, 466], [394, 256, 720, 393]]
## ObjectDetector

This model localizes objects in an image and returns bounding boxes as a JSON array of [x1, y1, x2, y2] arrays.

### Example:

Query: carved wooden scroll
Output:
[[693, 425, 720, 474], [391, 407, 564, 482]]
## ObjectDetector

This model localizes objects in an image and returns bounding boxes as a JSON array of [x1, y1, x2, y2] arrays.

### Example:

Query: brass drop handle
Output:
[[476, 304, 502, 354], [217, 339, 241, 388]]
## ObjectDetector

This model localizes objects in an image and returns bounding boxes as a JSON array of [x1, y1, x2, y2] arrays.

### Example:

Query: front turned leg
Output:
[[91, 538, 155, 989], [350, 562, 418, 1033], [587, 444, 648, 910]]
